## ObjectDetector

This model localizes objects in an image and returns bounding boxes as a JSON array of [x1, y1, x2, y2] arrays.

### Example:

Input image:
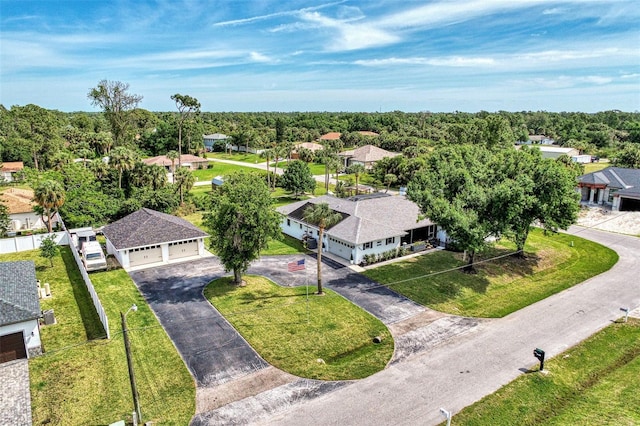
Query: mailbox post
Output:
[[533, 348, 545, 371]]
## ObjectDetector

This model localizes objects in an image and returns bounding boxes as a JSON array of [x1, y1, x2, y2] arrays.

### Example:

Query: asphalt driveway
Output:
[[129, 258, 269, 387]]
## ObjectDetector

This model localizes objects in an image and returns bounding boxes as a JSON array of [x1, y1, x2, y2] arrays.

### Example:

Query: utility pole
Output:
[[122, 306, 142, 424]]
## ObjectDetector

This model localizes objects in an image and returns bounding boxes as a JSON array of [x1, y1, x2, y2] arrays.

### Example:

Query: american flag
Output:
[[287, 259, 305, 272]]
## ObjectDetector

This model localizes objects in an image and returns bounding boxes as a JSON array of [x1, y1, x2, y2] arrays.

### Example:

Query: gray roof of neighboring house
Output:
[[277, 194, 433, 244], [103, 208, 208, 250], [339, 145, 399, 163], [579, 167, 640, 192], [0, 261, 40, 326]]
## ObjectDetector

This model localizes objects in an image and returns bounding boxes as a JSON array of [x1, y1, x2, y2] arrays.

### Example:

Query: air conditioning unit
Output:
[[43, 309, 56, 325]]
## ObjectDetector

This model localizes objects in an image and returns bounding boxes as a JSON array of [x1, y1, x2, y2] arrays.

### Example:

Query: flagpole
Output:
[[306, 259, 310, 324]]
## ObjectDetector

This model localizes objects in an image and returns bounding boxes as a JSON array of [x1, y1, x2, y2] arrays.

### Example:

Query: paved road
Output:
[[258, 226, 640, 425], [129, 258, 270, 387]]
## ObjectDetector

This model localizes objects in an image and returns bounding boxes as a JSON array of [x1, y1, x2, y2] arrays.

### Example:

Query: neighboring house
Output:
[[0, 261, 42, 363], [203, 133, 230, 151], [0, 188, 59, 233], [292, 142, 325, 159], [277, 194, 444, 265], [142, 154, 209, 171], [1, 162, 24, 182], [578, 167, 640, 211], [518, 135, 556, 145], [519, 145, 579, 160], [318, 131, 380, 142], [103, 208, 209, 269], [338, 145, 400, 169]]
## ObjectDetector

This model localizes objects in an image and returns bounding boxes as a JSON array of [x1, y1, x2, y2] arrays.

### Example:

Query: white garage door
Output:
[[328, 238, 352, 261], [168, 240, 199, 260], [128, 245, 163, 267]]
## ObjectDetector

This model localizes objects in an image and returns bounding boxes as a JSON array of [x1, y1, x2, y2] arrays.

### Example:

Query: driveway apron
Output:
[[129, 258, 268, 387]]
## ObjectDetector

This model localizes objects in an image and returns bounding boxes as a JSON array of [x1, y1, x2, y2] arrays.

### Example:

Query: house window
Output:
[[386, 237, 395, 245], [287, 219, 291, 226], [299, 224, 302, 229], [363, 242, 372, 250], [377, 240, 382, 246]]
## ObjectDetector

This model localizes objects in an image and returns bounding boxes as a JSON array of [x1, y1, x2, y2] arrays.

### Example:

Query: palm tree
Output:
[[347, 163, 366, 195], [33, 180, 65, 233], [302, 202, 343, 295], [109, 146, 137, 189], [166, 150, 179, 183], [148, 164, 167, 190], [260, 148, 274, 189], [174, 167, 195, 205]]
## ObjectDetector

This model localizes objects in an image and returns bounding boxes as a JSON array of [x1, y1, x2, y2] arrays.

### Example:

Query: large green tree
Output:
[[204, 172, 281, 285], [171, 94, 201, 163], [346, 163, 366, 195], [109, 146, 138, 189], [280, 160, 316, 198], [302, 202, 343, 294], [173, 167, 195, 205], [408, 145, 499, 272], [0, 201, 10, 237], [33, 180, 66, 233], [88, 80, 143, 148]]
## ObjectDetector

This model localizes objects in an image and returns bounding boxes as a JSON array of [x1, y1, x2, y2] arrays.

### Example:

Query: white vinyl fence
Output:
[[66, 230, 110, 339], [0, 228, 111, 339]]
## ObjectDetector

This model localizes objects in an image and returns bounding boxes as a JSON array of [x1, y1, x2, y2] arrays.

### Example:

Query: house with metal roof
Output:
[[0, 261, 42, 363], [276, 194, 444, 264], [103, 208, 209, 270], [578, 167, 640, 211]]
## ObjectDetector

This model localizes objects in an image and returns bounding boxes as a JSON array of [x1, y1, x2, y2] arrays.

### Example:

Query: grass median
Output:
[[452, 319, 640, 425], [364, 229, 618, 318], [0, 248, 195, 425], [204, 275, 394, 380]]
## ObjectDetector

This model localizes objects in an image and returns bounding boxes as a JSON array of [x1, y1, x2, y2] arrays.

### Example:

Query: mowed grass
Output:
[[192, 160, 261, 181], [206, 152, 263, 163], [204, 275, 394, 380], [453, 319, 640, 425], [0, 248, 195, 424], [364, 229, 618, 318], [583, 161, 609, 174]]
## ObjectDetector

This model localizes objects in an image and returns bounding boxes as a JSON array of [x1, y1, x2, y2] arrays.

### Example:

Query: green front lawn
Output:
[[364, 229, 618, 318], [0, 248, 194, 425], [453, 319, 640, 425], [206, 152, 264, 163], [262, 234, 308, 255], [204, 276, 394, 380], [192, 161, 262, 181]]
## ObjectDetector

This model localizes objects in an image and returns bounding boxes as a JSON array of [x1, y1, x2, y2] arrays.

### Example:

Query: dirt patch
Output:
[[576, 207, 640, 236]]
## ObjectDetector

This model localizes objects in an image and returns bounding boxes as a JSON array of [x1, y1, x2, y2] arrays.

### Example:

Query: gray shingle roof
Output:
[[0, 261, 40, 326], [579, 167, 640, 190], [103, 208, 209, 250], [277, 194, 433, 244]]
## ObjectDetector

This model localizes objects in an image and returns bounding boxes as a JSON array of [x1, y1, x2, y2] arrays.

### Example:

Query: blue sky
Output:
[[1, 0, 639, 112]]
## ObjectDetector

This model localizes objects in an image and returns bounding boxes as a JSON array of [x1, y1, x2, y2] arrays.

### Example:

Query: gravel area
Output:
[[576, 207, 640, 236]]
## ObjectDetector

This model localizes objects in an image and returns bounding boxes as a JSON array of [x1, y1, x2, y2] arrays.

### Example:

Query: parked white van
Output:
[[81, 241, 107, 272]]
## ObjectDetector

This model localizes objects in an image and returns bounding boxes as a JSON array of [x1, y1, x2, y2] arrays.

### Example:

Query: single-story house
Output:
[[142, 154, 209, 171], [517, 145, 579, 160], [0, 188, 59, 233], [277, 193, 444, 265], [318, 131, 380, 142], [292, 142, 325, 159], [0, 162, 24, 182], [103, 208, 209, 269], [338, 145, 400, 169], [203, 133, 230, 151], [0, 261, 42, 363], [517, 135, 556, 145], [578, 167, 640, 211]]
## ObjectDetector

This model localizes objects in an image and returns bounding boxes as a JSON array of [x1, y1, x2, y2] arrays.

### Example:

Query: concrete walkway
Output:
[[0, 359, 32, 426]]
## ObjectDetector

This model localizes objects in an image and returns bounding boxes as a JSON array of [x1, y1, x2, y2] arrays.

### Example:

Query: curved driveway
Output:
[[258, 226, 640, 425]]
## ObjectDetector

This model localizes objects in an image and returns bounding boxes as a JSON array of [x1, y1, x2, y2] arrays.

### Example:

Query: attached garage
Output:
[[103, 208, 209, 270], [0, 332, 27, 363], [0, 261, 42, 363], [169, 240, 199, 260]]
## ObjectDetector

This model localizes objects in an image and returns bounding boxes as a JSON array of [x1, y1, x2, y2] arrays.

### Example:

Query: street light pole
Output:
[[439, 408, 452, 426], [122, 305, 141, 425]]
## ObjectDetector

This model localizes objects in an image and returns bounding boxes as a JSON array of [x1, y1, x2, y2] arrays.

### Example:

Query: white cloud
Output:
[[249, 51, 273, 63], [354, 56, 495, 67], [542, 7, 566, 15]]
